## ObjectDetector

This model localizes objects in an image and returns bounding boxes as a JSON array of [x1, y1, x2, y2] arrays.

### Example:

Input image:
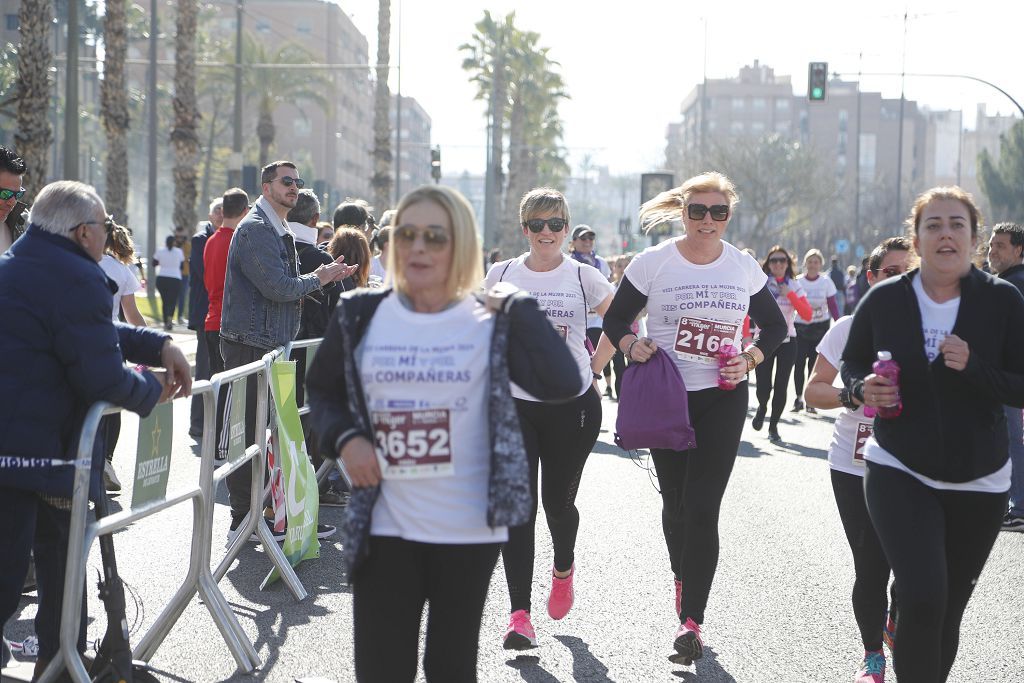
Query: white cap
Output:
[[877, 350, 892, 361]]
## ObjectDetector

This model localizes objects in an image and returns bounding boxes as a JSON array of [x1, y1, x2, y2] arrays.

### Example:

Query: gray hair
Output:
[[29, 181, 105, 237], [287, 188, 321, 226], [208, 197, 224, 215]]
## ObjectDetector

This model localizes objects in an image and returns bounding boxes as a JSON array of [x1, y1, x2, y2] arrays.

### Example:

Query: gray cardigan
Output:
[[307, 288, 584, 571]]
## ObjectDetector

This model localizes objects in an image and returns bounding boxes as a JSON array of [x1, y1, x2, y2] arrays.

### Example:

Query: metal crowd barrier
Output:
[[41, 382, 260, 683], [41, 337, 340, 681], [283, 338, 352, 489]]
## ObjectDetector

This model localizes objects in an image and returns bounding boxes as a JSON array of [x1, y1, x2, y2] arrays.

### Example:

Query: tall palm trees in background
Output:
[[100, 0, 129, 224], [13, 0, 53, 200]]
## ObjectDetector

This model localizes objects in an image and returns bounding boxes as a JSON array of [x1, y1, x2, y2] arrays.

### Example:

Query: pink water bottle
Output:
[[717, 339, 738, 390], [873, 350, 902, 418]]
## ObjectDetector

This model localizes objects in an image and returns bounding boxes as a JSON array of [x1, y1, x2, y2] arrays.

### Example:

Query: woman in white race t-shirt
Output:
[[484, 188, 616, 650], [602, 172, 788, 666], [841, 186, 1024, 681], [805, 236, 914, 683], [152, 234, 185, 330], [792, 248, 840, 414], [307, 185, 582, 683]]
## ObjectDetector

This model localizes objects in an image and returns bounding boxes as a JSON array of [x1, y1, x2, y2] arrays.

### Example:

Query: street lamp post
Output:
[[63, 0, 79, 181]]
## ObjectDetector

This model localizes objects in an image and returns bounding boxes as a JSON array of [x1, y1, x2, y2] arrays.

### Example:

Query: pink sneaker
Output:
[[668, 617, 704, 665], [855, 650, 886, 682], [674, 578, 682, 617], [503, 609, 538, 650], [547, 564, 575, 620]]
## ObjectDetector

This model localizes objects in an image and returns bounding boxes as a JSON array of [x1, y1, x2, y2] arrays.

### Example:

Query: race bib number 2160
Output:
[[674, 317, 739, 364], [372, 409, 453, 479]]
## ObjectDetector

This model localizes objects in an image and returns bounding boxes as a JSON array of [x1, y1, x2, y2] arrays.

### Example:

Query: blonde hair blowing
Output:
[[639, 171, 739, 234], [389, 185, 483, 301]]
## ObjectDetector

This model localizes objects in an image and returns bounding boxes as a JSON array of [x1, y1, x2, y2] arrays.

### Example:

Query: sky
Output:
[[340, 0, 1022, 178]]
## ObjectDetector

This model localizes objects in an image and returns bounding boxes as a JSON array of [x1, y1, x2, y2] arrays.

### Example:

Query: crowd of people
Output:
[[1, 139, 1022, 683]]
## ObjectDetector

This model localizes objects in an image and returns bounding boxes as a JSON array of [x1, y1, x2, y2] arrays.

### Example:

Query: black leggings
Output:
[[864, 462, 1007, 682], [352, 536, 500, 682], [651, 383, 748, 625], [793, 321, 829, 398], [503, 388, 601, 613], [754, 337, 797, 427], [831, 469, 893, 652], [155, 276, 182, 324]]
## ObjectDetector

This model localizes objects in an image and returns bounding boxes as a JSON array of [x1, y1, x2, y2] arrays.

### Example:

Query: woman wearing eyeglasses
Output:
[[841, 187, 1024, 683], [307, 185, 581, 682], [752, 246, 813, 442], [805, 237, 914, 683], [483, 187, 616, 650], [603, 172, 786, 665]]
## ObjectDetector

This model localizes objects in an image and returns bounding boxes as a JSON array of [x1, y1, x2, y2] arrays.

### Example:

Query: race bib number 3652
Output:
[[372, 409, 453, 479], [674, 317, 739, 364]]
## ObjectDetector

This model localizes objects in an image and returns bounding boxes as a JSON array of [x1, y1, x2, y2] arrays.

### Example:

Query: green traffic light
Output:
[[811, 87, 824, 100]]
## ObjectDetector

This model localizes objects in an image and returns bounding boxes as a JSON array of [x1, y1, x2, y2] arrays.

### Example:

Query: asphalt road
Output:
[[5, 377, 1023, 682]]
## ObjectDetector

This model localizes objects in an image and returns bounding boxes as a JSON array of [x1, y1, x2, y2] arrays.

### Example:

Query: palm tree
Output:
[[171, 0, 200, 233], [371, 0, 391, 213], [14, 0, 54, 199], [101, 0, 130, 224]]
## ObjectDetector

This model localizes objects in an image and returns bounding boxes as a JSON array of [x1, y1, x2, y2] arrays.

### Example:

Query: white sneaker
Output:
[[103, 461, 122, 492]]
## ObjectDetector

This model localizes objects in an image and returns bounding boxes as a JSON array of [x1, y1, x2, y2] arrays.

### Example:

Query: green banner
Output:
[[132, 401, 173, 509], [227, 376, 247, 463], [263, 360, 320, 588]]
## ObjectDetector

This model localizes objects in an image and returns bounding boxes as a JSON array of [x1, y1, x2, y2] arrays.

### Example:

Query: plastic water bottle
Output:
[[873, 350, 902, 418], [717, 339, 738, 391]]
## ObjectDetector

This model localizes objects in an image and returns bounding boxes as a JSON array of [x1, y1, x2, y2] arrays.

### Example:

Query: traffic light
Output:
[[430, 146, 441, 183], [808, 62, 828, 102]]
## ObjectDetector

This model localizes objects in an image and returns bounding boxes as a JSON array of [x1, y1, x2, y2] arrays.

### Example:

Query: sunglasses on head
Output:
[[277, 175, 305, 189], [873, 265, 903, 278], [686, 203, 730, 221], [394, 225, 450, 250], [768, 256, 789, 264], [0, 187, 26, 201], [523, 218, 567, 233]]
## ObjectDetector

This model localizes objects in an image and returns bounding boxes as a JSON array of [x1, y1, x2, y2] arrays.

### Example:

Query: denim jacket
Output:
[[307, 288, 583, 572], [220, 203, 322, 349]]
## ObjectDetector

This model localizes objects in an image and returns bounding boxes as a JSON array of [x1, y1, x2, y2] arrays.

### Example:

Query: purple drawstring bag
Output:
[[614, 347, 697, 452]]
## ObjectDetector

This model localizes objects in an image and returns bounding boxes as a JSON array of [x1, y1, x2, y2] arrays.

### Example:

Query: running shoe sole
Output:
[[668, 630, 703, 666], [502, 631, 538, 650]]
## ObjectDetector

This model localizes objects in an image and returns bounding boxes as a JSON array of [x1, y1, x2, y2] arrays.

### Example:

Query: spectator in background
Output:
[[316, 221, 334, 247], [188, 197, 223, 438], [570, 224, 614, 396], [203, 188, 248, 459], [175, 228, 191, 326], [369, 225, 389, 283], [332, 198, 372, 235], [152, 234, 185, 330], [845, 264, 860, 312], [0, 145, 27, 253], [219, 161, 353, 542], [827, 255, 846, 314], [328, 227, 373, 289]]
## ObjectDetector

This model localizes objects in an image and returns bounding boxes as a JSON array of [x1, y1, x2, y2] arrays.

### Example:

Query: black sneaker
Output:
[[768, 427, 782, 443], [1002, 512, 1024, 532], [751, 405, 767, 431], [791, 398, 804, 413], [226, 516, 286, 544], [319, 486, 349, 508]]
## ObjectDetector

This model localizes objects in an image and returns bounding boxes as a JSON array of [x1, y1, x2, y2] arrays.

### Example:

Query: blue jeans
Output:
[[1005, 406, 1024, 516]]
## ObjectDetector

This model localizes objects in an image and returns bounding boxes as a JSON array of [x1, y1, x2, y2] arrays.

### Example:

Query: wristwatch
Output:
[[592, 372, 602, 381], [838, 387, 858, 411]]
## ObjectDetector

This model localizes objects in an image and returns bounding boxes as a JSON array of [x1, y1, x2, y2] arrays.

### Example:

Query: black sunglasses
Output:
[[0, 187, 25, 201], [686, 204, 730, 221], [523, 218, 567, 233], [768, 256, 789, 264], [872, 265, 903, 278], [394, 225, 450, 250], [277, 175, 305, 189]]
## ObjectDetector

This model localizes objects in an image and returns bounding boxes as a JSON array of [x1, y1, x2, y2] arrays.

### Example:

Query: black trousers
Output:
[[155, 276, 181, 324], [864, 462, 1007, 682], [793, 321, 830, 399], [502, 388, 601, 613], [831, 469, 893, 652], [352, 537, 500, 682], [220, 336, 266, 521], [754, 337, 797, 428], [190, 327, 212, 435], [651, 383, 748, 625], [205, 330, 230, 457], [0, 489, 87, 661]]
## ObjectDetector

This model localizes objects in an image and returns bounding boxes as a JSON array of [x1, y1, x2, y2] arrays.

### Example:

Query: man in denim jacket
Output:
[[220, 160, 353, 541]]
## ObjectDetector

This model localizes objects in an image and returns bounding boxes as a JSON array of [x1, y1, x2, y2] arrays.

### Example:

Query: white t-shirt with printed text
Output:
[[623, 238, 767, 391], [766, 276, 808, 338], [100, 255, 142, 321], [360, 295, 507, 544], [863, 277, 1010, 492], [816, 316, 872, 476], [796, 273, 838, 324], [485, 254, 614, 401]]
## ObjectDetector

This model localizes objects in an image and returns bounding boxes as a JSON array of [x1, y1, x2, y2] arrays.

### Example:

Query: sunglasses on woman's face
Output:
[[523, 218, 567, 233], [686, 204, 730, 221], [393, 225, 450, 250], [768, 256, 788, 264]]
